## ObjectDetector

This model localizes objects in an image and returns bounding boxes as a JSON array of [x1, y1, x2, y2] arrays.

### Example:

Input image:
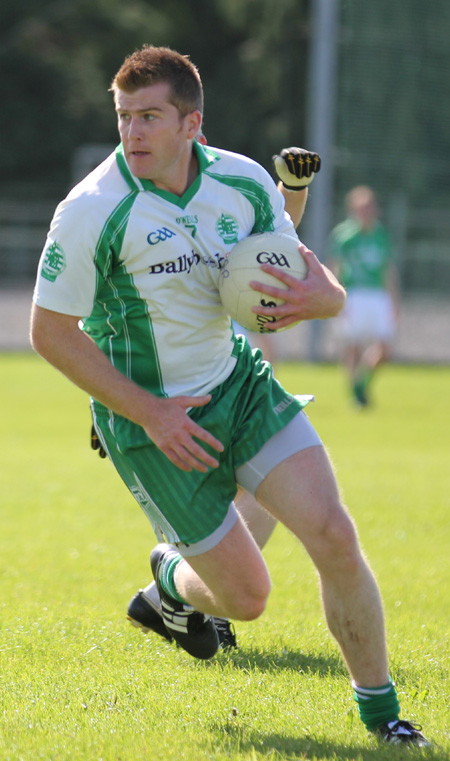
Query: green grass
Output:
[[1, 354, 449, 760]]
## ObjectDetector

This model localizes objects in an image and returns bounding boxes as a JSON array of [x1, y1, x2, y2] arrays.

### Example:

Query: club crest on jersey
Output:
[[41, 241, 66, 282], [147, 227, 177, 245], [215, 213, 239, 244]]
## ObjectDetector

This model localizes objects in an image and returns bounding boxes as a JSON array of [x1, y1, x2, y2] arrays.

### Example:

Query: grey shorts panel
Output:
[[235, 410, 322, 495], [174, 501, 239, 558]]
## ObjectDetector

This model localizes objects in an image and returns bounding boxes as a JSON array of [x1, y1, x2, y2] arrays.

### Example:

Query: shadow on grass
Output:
[[212, 645, 347, 678], [208, 724, 441, 760]]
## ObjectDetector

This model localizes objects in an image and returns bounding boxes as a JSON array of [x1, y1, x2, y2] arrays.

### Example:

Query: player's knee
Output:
[[235, 590, 269, 621], [316, 505, 361, 572], [227, 575, 271, 621]]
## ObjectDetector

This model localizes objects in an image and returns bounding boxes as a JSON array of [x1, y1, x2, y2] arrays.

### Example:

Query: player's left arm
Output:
[[279, 184, 308, 229], [273, 147, 321, 228], [249, 242, 346, 329]]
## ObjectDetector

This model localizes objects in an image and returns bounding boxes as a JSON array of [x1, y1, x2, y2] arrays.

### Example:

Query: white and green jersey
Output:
[[33, 142, 297, 409]]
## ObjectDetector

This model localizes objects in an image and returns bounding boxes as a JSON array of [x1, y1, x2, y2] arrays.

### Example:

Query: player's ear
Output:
[[185, 110, 202, 139]]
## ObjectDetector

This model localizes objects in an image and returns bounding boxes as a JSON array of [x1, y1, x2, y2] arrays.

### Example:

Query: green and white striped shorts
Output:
[[93, 341, 320, 554]]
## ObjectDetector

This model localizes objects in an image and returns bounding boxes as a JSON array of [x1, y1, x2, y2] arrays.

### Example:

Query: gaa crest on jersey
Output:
[[215, 213, 239, 244], [147, 227, 176, 245], [41, 241, 66, 282]]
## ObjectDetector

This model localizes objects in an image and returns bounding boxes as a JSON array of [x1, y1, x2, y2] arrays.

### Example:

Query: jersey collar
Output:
[[115, 141, 220, 208]]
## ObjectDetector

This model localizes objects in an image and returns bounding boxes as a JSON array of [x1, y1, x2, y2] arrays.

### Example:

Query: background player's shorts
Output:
[[92, 339, 319, 553], [338, 288, 396, 344]]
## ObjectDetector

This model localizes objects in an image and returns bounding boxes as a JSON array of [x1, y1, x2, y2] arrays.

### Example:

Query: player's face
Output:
[[115, 82, 200, 192], [350, 194, 378, 230]]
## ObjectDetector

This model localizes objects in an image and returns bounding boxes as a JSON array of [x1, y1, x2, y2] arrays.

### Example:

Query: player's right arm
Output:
[[30, 305, 223, 472]]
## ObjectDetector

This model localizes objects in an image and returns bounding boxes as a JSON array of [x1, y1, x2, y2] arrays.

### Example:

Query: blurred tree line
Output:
[[2, 0, 450, 296], [2, 0, 450, 208], [1, 0, 309, 189]]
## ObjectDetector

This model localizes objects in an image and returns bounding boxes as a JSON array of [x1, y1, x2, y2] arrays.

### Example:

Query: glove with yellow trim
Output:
[[273, 147, 321, 191], [91, 423, 107, 459]]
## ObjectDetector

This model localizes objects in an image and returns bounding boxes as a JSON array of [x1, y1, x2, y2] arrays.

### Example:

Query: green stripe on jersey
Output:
[[83, 192, 165, 402], [204, 172, 276, 234]]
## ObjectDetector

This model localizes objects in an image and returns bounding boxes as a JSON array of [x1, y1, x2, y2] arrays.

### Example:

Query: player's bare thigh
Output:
[[255, 446, 358, 569], [180, 512, 271, 621], [235, 486, 276, 548]]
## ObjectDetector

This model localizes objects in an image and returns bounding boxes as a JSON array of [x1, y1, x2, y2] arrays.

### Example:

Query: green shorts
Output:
[[93, 340, 309, 549]]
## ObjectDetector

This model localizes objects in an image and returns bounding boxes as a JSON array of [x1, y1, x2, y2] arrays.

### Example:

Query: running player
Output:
[[30, 45, 427, 746]]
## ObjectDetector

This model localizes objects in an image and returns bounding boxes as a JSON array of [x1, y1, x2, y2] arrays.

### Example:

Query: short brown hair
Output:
[[110, 45, 203, 117]]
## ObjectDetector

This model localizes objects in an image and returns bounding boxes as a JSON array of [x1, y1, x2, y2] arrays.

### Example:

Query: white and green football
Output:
[[218, 231, 308, 333]]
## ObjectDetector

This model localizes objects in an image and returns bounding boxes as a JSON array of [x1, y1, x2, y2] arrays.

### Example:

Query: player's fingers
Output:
[[189, 437, 221, 469], [166, 440, 218, 472], [251, 303, 296, 320], [165, 447, 196, 472], [280, 148, 320, 177], [248, 282, 288, 305], [188, 421, 224, 455], [180, 393, 212, 408], [250, 265, 305, 294], [298, 246, 320, 269], [262, 315, 299, 330], [174, 395, 224, 454], [296, 152, 317, 178]]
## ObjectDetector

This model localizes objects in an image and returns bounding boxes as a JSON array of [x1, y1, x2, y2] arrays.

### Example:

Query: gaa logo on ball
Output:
[[256, 250, 290, 268]]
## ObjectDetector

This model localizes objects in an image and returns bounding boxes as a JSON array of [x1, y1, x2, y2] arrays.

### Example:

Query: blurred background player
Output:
[[327, 185, 399, 406], [124, 144, 321, 647]]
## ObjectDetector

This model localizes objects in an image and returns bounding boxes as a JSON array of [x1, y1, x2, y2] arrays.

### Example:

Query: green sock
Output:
[[352, 679, 400, 731], [355, 367, 372, 392], [159, 553, 186, 604]]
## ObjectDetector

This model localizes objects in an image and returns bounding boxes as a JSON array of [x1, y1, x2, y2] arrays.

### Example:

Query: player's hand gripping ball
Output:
[[218, 232, 308, 333], [273, 147, 321, 190]]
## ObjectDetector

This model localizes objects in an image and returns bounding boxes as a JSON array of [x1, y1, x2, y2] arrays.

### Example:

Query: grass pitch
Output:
[[1, 354, 449, 760]]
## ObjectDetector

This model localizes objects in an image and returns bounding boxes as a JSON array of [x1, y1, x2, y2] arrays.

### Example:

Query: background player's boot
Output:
[[151, 544, 219, 660], [352, 378, 369, 407]]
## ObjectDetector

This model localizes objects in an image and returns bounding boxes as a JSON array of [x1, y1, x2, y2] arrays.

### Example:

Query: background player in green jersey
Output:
[[328, 186, 400, 406], [30, 46, 427, 746]]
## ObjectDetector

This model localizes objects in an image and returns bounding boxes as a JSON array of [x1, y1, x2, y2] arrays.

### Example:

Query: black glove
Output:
[[91, 423, 107, 459], [273, 147, 321, 191]]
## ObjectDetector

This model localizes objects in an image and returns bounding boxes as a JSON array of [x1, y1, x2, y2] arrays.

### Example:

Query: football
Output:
[[218, 231, 308, 333]]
